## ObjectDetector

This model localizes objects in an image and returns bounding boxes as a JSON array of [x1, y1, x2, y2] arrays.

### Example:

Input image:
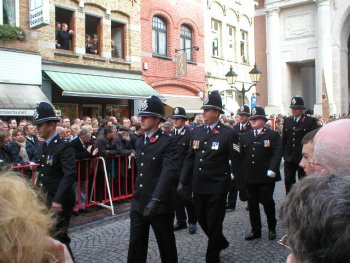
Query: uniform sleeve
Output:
[[230, 130, 243, 179], [53, 143, 76, 204], [152, 137, 178, 201], [179, 134, 195, 186], [281, 119, 287, 157], [268, 131, 282, 174]]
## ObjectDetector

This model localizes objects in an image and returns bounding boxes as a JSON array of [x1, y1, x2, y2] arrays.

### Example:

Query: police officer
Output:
[[34, 102, 76, 257], [240, 106, 282, 241], [282, 96, 318, 194], [127, 96, 178, 263], [170, 107, 197, 235], [178, 91, 241, 263], [226, 105, 252, 210]]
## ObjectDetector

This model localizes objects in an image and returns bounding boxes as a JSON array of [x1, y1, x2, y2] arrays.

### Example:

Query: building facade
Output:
[[255, 0, 350, 115], [141, 0, 206, 116], [0, 0, 158, 119], [205, 0, 257, 114]]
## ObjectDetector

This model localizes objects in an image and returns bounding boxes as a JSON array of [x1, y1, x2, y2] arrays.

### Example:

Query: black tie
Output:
[[255, 130, 259, 137], [175, 130, 178, 136], [144, 137, 150, 145], [207, 127, 211, 134], [42, 141, 47, 152]]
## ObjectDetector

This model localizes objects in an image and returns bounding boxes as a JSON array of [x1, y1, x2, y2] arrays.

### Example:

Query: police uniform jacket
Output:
[[239, 127, 282, 184], [180, 123, 241, 195], [232, 121, 252, 135], [170, 125, 192, 177], [132, 129, 178, 214], [36, 134, 76, 209], [282, 114, 318, 163]]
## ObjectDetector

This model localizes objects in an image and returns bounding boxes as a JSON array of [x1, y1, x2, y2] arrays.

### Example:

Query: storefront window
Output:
[[106, 104, 129, 119], [53, 103, 77, 119]]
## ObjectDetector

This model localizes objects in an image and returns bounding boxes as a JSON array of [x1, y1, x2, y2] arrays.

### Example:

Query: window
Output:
[[227, 25, 236, 62], [111, 21, 125, 59], [152, 16, 167, 56], [240, 30, 248, 64], [55, 7, 74, 51], [180, 25, 192, 61], [1, 0, 19, 26], [85, 14, 102, 55], [211, 19, 222, 57]]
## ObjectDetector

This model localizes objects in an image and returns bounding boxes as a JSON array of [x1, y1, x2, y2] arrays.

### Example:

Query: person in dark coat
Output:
[[9, 129, 33, 165], [226, 104, 252, 210], [0, 130, 13, 165], [178, 91, 241, 263], [128, 96, 178, 263], [240, 106, 282, 241], [282, 97, 318, 194], [33, 102, 76, 259], [56, 23, 73, 50], [170, 107, 197, 235]]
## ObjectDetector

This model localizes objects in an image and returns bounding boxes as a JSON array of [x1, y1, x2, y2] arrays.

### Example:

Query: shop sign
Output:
[[29, 0, 50, 29], [0, 109, 34, 116]]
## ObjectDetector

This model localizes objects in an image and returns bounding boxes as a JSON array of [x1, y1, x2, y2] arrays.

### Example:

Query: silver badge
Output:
[[251, 108, 257, 115], [33, 109, 39, 120], [140, 100, 148, 111], [203, 97, 209, 105], [174, 108, 179, 114]]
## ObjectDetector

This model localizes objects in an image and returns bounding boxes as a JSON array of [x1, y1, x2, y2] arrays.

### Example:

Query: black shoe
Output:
[[246, 205, 250, 211], [268, 230, 276, 240], [188, 223, 196, 234], [72, 210, 80, 216], [220, 239, 229, 250], [245, 232, 261, 240], [79, 208, 89, 213], [173, 223, 187, 231], [225, 204, 236, 211]]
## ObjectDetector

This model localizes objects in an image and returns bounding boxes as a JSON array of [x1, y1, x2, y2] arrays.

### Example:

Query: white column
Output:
[[265, 8, 283, 114], [314, 0, 335, 114]]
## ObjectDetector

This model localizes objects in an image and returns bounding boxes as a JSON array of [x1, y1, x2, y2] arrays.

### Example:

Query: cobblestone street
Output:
[[71, 178, 290, 263]]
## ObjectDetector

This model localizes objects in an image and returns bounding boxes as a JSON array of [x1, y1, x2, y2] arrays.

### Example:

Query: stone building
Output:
[[141, 0, 206, 117], [0, 0, 158, 119], [255, 0, 350, 115], [205, 0, 258, 114]]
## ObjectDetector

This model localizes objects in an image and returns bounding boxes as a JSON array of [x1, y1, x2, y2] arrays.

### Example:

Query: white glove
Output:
[[267, 170, 276, 178]]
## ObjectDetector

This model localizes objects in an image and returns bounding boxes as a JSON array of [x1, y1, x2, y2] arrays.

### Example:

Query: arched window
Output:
[[180, 25, 192, 60], [152, 16, 167, 56]]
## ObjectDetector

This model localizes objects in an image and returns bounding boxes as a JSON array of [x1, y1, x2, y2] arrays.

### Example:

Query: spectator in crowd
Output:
[[130, 115, 140, 126], [92, 118, 99, 127], [71, 127, 98, 214], [65, 126, 72, 141], [280, 173, 350, 263], [0, 171, 73, 263], [72, 118, 81, 126], [109, 116, 118, 125], [55, 22, 61, 34], [83, 116, 92, 125], [91, 34, 99, 54], [0, 121, 9, 131], [9, 129, 32, 164], [23, 124, 38, 145], [62, 117, 71, 127], [228, 119, 236, 128], [275, 117, 284, 137], [0, 130, 12, 164], [121, 117, 131, 128], [18, 119, 27, 130], [190, 114, 204, 128], [299, 129, 320, 176], [130, 124, 143, 149], [56, 126, 68, 142], [85, 34, 94, 54], [313, 119, 350, 174], [8, 118, 17, 129], [107, 120, 113, 126], [56, 23, 73, 50], [70, 124, 80, 141], [160, 121, 173, 133]]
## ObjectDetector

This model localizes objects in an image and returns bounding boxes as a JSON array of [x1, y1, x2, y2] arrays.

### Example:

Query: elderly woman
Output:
[[0, 172, 73, 262]]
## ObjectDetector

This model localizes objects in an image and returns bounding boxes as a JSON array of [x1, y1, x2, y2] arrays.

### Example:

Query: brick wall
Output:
[[141, 0, 206, 97], [0, 0, 142, 72]]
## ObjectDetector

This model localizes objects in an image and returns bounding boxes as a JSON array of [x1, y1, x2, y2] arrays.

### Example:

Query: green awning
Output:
[[44, 70, 160, 100]]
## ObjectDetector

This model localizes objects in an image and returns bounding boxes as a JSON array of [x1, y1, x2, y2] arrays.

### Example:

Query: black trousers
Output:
[[175, 194, 197, 225], [194, 193, 228, 263], [246, 183, 276, 233], [284, 161, 306, 194], [128, 210, 178, 263], [227, 179, 249, 207]]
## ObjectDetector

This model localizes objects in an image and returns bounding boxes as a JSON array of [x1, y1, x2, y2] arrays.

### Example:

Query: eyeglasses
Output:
[[278, 235, 291, 250]]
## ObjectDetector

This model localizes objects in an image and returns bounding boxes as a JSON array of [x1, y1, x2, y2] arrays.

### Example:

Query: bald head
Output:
[[314, 119, 350, 174]]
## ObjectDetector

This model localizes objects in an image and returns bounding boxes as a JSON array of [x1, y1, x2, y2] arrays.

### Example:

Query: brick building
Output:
[[141, 0, 206, 117], [0, 0, 158, 120]]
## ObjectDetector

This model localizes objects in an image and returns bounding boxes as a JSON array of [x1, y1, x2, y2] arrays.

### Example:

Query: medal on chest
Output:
[[192, 140, 200, 149], [211, 142, 219, 150], [46, 155, 54, 166]]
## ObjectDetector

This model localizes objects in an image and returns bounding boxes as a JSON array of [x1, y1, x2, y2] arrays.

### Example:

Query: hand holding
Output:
[[143, 199, 160, 218]]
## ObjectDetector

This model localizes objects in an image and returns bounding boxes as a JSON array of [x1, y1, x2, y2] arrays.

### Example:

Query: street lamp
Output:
[[225, 64, 262, 105]]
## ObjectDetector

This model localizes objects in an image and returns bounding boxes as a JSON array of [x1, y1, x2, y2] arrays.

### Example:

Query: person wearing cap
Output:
[[282, 96, 318, 194], [178, 90, 241, 262], [226, 105, 252, 211], [127, 96, 178, 263], [239, 106, 282, 241], [33, 102, 76, 258], [170, 107, 197, 235]]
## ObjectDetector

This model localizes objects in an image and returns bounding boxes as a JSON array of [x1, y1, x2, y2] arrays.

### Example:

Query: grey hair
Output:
[[79, 127, 91, 138], [280, 173, 350, 263]]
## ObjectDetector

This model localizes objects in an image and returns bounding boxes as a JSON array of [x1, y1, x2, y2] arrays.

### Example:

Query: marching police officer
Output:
[[170, 107, 197, 234], [178, 91, 241, 263], [34, 102, 76, 257], [226, 105, 252, 210], [240, 106, 282, 241], [128, 96, 178, 263], [282, 96, 318, 194]]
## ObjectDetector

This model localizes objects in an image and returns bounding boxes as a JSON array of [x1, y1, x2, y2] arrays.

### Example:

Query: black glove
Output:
[[177, 183, 191, 200], [143, 199, 160, 218], [177, 183, 185, 197]]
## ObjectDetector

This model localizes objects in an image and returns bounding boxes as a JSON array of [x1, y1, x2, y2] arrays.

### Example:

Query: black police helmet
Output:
[[201, 90, 224, 114], [138, 96, 165, 121], [33, 102, 61, 125]]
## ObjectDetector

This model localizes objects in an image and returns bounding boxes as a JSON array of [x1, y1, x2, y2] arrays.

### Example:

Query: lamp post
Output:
[[225, 64, 262, 105]]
